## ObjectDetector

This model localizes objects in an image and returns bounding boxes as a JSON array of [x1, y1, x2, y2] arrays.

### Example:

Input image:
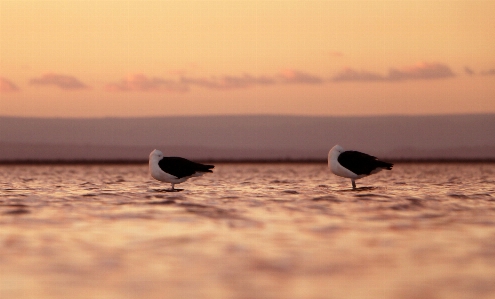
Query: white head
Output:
[[328, 145, 345, 161], [149, 149, 164, 161]]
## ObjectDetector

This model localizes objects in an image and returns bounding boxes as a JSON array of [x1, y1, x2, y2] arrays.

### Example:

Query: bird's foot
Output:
[[353, 186, 376, 191], [152, 188, 184, 192], [338, 186, 377, 192], [165, 188, 184, 192]]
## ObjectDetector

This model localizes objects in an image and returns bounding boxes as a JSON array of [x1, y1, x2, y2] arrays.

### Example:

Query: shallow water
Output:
[[1, 163, 495, 299]]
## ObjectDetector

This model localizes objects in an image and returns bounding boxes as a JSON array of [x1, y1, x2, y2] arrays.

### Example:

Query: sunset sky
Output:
[[1, 0, 494, 117]]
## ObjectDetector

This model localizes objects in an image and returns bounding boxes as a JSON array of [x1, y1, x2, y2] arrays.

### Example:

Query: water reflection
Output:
[[1, 163, 495, 299]]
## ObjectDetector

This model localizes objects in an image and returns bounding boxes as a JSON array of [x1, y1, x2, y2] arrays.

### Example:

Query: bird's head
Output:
[[149, 149, 164, 161], [328, 144, 345, 160]]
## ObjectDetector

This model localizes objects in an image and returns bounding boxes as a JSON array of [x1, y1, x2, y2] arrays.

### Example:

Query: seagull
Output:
[[328, 145, 393, 189], [149, 149, 214, 191]]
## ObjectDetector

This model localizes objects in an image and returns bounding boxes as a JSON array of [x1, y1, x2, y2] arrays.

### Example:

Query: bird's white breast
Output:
[[330, 156, 360, 179]]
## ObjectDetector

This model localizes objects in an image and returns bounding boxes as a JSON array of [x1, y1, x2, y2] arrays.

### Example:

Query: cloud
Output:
[[183, 71, 323, 89], [332, 62, 456, 82], [464, 66, 475, 75], [332, 68, 385, 82], [107, 71, 323, 93], [181, 74, 275, 90], [30, 73, 89, 90], [105, 74, 188, 92], [329, 51, 344, 57], [481, 68, 495, 76], [278, 69, 323, 84], [387, 62, 455, 81], [0, 77, 20, 92]]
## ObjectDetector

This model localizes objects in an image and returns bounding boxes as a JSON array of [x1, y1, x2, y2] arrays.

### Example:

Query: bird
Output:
[[328, 145, 393, 189], [149, 149, 214, 191]]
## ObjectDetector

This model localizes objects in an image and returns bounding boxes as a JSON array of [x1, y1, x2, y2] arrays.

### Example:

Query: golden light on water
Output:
[[1, 163, 495, 298]]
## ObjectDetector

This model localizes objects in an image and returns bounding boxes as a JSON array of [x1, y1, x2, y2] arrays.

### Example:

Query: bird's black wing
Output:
[[338, 151, 393, 175], [158, 157, 214, 179]]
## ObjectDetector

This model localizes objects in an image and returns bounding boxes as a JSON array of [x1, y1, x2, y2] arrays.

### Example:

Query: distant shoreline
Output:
[[1, 158, 494, 165], [2, 114, 494, 163]]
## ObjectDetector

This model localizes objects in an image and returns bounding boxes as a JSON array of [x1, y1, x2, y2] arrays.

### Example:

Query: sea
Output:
[[1, 163, 495, 299]]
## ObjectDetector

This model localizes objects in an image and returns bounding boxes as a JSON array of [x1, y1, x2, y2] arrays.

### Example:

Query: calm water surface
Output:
[[1, 163, 495, 299]]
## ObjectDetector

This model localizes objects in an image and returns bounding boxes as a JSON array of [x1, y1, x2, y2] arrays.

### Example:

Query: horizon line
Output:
[[1, 158, 494, 165], [1, 112, 494, 120]]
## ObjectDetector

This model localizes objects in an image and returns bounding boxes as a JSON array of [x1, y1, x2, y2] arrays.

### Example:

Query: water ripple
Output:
[[1, 163, 495, 299]]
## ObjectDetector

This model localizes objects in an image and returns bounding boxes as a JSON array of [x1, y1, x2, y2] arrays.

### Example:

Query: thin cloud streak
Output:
[[108, 70, 321, 92], [30, 73, 89, 90], [464, 66, 475, 75], [481, 69, 495, 76], [332, 68, 385, 82], [181, 70, 323, 89], [332, 62, 456, 82], [105, 74, 189, 92], [0, 77, 20, 92], [278, 69, 324, 84], [9, 62, 464, 95], [108, 64, 456, 93], [181, 74, 275, 90], [387, 62, 455, 81]]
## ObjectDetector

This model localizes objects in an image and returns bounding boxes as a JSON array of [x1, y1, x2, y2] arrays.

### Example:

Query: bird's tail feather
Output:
[[199, 164, 214, 172], [378, 161, 393, 170]]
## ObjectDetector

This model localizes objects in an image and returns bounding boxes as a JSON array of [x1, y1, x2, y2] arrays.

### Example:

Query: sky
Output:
[[1, 0, 494, 118]]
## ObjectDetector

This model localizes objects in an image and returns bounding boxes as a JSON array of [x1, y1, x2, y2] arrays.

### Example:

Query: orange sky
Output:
[[1, 0, 494, 117]]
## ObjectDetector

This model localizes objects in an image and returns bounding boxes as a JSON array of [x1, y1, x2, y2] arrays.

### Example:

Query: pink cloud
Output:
[[182, 71, 322, 89], [0, 77, 20, 92], [387, 62, 455, 80], [30, 73, 89, 90], [181, 74, 275, 90], [464, 66, 475, 75], [105, 74, 188, 92], [278, 69, 323, 84], [481, 68, 495, 76], [332, 68, 385, 82], [332, 62, 455, 82]]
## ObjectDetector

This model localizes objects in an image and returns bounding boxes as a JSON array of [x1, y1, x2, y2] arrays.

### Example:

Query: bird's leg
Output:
[[171, 183, 175, 191], [351, 179, 356, 189]]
